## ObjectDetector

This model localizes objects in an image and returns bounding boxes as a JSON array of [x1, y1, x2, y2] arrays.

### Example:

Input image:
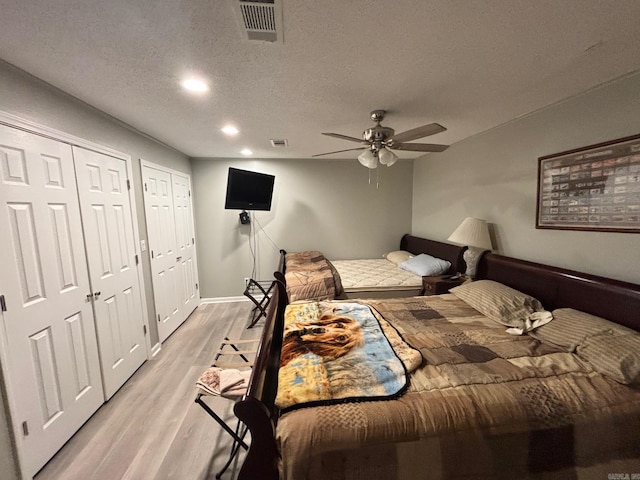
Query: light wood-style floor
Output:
[[35, 301, 262, 480]]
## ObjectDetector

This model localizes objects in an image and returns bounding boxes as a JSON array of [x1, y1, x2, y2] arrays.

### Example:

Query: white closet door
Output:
[[0, 125, 104, 478], [141, 165, 182, 342], [73, 147, 146, 400], [172, 173, 199, 317]]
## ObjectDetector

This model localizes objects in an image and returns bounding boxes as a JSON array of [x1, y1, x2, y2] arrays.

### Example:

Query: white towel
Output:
[[505, 311, 553, 336], [220, 369, 251, 396]]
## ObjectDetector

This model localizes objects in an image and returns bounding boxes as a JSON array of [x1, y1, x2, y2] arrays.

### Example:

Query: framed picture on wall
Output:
[[536, 133, 640, 233]]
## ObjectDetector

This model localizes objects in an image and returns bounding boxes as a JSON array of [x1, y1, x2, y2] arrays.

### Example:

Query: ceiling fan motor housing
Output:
[[363, 125, 395, 142]]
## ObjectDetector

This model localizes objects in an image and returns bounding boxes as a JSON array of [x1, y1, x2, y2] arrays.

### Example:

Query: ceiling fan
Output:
[[313, 110, 449, 168]]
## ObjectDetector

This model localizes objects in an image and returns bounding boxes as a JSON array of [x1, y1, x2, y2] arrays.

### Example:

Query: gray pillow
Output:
[[529, 308, 630, 352], [450, 280, 544, 327], [577, 330, 640, 385]]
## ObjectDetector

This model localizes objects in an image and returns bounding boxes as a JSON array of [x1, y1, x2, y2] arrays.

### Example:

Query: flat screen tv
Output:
[[224, 167, 275, 211]]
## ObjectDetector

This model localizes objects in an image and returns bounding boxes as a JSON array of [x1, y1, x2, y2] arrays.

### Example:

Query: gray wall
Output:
[[412, 71, 640, 285], [191, 158, 414, 298], [0, 60, 191, 479]]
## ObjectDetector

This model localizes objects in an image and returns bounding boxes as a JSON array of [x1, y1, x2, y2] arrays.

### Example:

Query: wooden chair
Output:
[[195, 336, 259, 479]]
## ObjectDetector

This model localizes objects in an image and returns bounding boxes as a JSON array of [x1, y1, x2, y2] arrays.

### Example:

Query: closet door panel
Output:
[[172, 173, 199, 316], [0, 125, 104, 478], [73, 147, 146, 400], [142, 165, 182, 342]]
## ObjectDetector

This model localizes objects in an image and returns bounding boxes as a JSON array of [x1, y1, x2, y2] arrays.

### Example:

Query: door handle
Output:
[[93, 291, 101, 299], [176, 256, 182, 262]]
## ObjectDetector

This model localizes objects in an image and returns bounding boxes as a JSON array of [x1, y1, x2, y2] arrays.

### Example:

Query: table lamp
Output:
[[447, 217, 492, 277]]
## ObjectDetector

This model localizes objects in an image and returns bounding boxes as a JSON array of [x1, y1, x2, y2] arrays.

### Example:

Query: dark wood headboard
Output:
[[476, 252, 640, 332], [400, 233, 467, 275]]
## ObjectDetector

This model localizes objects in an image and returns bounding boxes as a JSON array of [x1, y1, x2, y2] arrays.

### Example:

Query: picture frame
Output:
[[536, 133, 640, 233]]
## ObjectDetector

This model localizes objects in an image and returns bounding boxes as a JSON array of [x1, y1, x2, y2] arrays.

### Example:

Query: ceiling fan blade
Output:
[[322, 132, 365, 143], [312, 147, 367, 157], [389, 123, 446, 143], [391, 142, 449, 152]]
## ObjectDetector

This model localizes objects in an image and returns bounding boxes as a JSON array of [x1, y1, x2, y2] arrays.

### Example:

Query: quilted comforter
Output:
[[284, 251, 343, 302], [276, 294, 640, 479]]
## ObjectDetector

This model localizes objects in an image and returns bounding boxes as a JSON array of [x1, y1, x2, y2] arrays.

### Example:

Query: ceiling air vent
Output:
[[270, 139, 288, 147], [231, 0, 283, 43]]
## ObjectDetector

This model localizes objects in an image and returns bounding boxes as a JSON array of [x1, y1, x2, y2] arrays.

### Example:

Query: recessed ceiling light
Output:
[[221, 125, 239, 136], [180, 78, 209, 93], [240, 148, 253, 156]]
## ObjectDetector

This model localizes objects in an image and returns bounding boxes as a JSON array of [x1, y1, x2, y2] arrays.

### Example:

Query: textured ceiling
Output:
[[1, 0, 640, 159]]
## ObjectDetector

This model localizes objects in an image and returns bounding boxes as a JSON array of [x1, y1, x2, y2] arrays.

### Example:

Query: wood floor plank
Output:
[[34, 301, 259, 480]]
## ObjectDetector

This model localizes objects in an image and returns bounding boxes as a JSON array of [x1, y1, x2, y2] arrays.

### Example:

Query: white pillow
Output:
[[399, 253, 451, 276], [383, 250, 413, 265]]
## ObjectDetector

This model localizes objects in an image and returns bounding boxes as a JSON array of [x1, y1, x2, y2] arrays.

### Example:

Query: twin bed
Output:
[[281, 234, 467, 301], [233, 237, 640, 479]]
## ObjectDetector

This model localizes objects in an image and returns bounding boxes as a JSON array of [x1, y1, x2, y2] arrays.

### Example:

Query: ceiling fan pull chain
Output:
[[376, 168, 380, 189]]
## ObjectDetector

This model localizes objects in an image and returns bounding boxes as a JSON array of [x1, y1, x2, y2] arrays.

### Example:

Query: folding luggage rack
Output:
[[243, 278, 275, 328]]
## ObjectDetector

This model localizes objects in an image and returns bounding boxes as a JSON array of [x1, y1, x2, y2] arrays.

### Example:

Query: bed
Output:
[[281, 234, 467, 301], [234, 252, 640, 479]]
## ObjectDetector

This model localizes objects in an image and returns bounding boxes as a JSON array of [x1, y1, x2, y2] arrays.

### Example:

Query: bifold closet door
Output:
[[73, 147, 146, 400], [172, 172, 199, 317], [141, 165, 182, 342], [0, 125, 104, 478], [142, 164, 199, 343]]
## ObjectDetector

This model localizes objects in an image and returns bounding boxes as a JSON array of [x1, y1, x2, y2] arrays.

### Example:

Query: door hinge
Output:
[[144, 182, 148, 192], [157, 314, 161, 322], [192, 237, 195, 245], [22, 421, 29, 436], [189, 190, 191, 197], [151, 250, 154, 259], [143, 324, 147, 335], [196, 283, 199, 290], [135, 254, 139, 265], [126, 179, 131, 190], [0, 295, 6, 312]]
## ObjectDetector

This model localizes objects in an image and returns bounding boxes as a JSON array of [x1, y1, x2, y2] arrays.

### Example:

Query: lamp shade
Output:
[[447, 217, 492, 250], [358, 149, 377, 169], [378, 147, 398, 167]]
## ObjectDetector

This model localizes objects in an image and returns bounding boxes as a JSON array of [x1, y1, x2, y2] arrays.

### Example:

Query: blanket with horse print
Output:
[[275, 301, 422, 411]]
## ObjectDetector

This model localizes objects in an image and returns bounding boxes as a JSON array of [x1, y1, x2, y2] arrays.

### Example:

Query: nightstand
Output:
[[422, 275, 466, 296]]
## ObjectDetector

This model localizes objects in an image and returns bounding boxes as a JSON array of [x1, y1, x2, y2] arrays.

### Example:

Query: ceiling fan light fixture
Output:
[[378, 147, 398, 167], [358, 149, 377, 169]]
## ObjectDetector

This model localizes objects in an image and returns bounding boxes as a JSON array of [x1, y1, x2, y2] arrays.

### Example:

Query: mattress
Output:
[[331, 258, 422, 292]]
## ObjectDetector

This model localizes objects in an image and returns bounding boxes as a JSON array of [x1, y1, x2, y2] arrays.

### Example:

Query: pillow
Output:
[[529, 308, 630, 352], [449, 280, 544, 327], [577, 330, 640, 385], [384, 250, 413, 266], [398, 253, 451, 276]]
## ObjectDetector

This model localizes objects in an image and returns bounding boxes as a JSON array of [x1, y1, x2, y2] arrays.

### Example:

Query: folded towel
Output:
[[506, 311, 553, 336], [196, 367, 251, 398], [220, 369, 251, 396]]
